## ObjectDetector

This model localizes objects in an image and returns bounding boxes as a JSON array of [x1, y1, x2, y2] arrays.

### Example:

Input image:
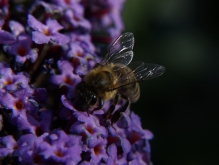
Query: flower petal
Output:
[[27, 14, 47, 32], [9, 20, 25, 36], [46, 19, 63, 32], [32, 31, 50, 44], [0, 30, 16, 44], [50, 32, 70, 45]]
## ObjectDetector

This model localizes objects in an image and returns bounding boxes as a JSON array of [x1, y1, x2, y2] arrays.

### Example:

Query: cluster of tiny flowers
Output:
[[0, 0, 153, 164]]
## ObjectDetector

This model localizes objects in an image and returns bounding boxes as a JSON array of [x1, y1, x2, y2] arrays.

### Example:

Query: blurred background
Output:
[[122, 0, 219, 165]]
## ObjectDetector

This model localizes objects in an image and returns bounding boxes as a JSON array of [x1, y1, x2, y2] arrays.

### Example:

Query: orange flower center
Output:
[[94, 145, 101, 155], [64, 0, 71, 4], [4, 79, 13, 85], [17, 47, 27, 56], [86, 125, 94, 134], [129, 132, 141, 144], [64, 76, 73, 85], [55, 151, 63, 157], [73, 15, 80, 22], [43, 28, 50, 36], [15, 101, 24, 110], [75, 51, 82, 57]]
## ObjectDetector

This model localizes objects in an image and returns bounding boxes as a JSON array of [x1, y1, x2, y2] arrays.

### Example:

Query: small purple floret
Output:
[[6, 35, 38, 64], [28, 14, 70, 45]]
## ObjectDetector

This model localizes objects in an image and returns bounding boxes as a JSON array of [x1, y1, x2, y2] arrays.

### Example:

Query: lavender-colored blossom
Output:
[[128, 152, 149, 165], [70, 113, 107, 148], [81, 0, 126, 43], [127, 112, 154, 145], [50, 60, 80, 93], [88, 136, 108, 164], [0, 135, 17, 157], [104, 143, 127, 165], [14, 134, 48, 164], [27, 14, 70, 45], [52, 0, 84, 13], [63, 8, 91, 31], [5, 35, 38, 64], [9, 20, 25, 37], [63, 33, 98, 73], [66, 42, 95, 65], [16, 110, 52, 136], [0, 0, 155, 164], [0, 20, 16, 44], [0, 30, 16, 44], [42, 130, 82, 164], [0, 65, 29, 91], [69, 33, 96, 52], [50, 0, 91, 31], [0, 88, 38, 118], [107, 134, 132, 155]]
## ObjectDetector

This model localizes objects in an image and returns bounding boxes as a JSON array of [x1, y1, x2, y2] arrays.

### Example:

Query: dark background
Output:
[[122, 1, 219, 165]]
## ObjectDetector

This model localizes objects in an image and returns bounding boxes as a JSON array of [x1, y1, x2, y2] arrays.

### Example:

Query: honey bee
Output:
[[74, 32, 165, 124]]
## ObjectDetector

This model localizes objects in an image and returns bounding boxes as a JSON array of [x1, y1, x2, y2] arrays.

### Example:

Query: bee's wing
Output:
[[100, 32, 134, 67], [112, 61, 165, 90]]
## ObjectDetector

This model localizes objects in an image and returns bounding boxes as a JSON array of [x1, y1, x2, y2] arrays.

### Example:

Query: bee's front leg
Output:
[[111, 95, 130, 124], [91, 98, 104, 113]]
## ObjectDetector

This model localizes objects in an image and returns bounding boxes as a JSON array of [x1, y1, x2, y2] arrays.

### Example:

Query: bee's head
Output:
[[74, 81, 97, 112]]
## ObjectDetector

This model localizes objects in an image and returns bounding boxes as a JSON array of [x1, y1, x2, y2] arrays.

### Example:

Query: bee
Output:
[[74, 32, 165, 124]]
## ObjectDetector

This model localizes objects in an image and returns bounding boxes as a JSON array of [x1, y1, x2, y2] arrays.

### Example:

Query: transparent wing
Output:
[[100, 32, 134, 67], [112, 61, 165, 90]]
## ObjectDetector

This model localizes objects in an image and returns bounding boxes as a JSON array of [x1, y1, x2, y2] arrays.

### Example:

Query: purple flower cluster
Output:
[[81, 0, 126, 43], [0, 0, 153, 164]]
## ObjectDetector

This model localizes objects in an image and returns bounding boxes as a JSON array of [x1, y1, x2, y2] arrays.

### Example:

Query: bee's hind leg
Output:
[[105, 94, 120, 119], [111, 95, 130, 124]]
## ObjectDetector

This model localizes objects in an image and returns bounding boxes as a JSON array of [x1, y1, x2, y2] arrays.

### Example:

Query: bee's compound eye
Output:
[[75, 91, 81, 97], [90, 95, 97, 105]]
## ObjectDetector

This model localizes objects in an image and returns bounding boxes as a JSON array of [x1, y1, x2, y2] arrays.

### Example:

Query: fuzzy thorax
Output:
[[84, 65, 117, 101]]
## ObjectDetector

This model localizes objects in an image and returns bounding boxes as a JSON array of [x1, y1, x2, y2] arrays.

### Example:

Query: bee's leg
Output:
[[111, 95, 130, 124], [91, 99, 104, 113], [105, 94, 120, 119], [85, 105, 90, 116], [86, 109, 90, 116]]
